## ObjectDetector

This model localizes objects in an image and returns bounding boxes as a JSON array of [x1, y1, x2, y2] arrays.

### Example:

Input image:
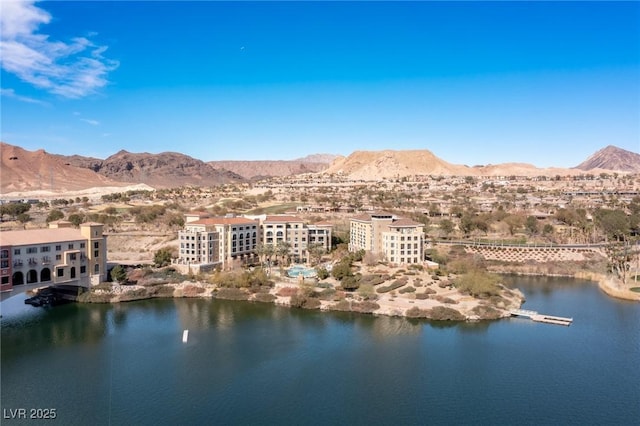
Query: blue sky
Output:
[[1, 1, 638, 167]]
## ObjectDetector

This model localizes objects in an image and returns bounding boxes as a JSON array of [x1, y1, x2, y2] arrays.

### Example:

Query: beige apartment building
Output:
[[175, 216, 260, 272], [174, 213, 333, 272], [349, 212, 425, 265], [0, 221, 107, 292], [262, 215, 332, 262]]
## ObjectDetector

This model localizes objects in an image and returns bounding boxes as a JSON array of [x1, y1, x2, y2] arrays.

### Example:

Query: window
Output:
[[70, 253, 77, 261], [56, 254, 62, 261], [1, 276, 8, 284], [1, 260, 8, 268], [40, 246, 50, 253], [57, 268, 64, 277], [1, 250, 8, 259], [94, 264, 99, 274], [27, 247, 37, 254], [80, 243, 85, 248], [94, 250, 99, 258], [14, 248, 20, 255], [94, 241, 99, 249], [56, 245, 61, 251], [68, 244, 74, 250]]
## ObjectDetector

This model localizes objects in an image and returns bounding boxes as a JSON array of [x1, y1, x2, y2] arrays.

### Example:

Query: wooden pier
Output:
[[510, 309, 573, 326]]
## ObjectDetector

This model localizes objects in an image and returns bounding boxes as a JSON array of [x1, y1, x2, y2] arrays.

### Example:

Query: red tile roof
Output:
[[264, 215, 304, 223], [190, 217, 258, 226]]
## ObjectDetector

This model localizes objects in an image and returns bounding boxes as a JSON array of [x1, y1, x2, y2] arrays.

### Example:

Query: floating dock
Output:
[[510, 309, 573, 326]]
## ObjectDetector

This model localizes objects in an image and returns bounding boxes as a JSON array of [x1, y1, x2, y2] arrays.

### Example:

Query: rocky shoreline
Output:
[[75, 267, 526, 321]]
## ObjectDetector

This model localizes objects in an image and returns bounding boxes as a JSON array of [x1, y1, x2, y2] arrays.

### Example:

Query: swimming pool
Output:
[[287, 265, 317, 278]]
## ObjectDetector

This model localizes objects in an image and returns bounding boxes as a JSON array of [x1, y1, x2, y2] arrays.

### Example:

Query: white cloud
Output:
[[80, 118, 100, 126], [0, 1, 119, 98], [0, 87, 49, 106]]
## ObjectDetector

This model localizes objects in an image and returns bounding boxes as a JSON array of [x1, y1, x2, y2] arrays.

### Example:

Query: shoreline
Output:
[[73, 268, 526, 322]]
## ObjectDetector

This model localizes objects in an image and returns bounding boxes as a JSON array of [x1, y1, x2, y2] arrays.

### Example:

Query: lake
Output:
[[1, 276, 638, 425]]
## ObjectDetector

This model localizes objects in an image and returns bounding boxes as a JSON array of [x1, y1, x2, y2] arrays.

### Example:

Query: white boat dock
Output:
[[510, 309, 573, 326]]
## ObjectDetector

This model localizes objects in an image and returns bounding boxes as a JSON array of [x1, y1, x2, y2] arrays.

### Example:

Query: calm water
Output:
[[1, 276, 638, 425]]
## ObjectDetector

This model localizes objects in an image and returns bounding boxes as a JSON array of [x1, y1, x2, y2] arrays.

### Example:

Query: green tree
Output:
[[154, 247, 174, 267], [307, 242, 326, 266], [46, 209, 64, 223], [110, 265, 127, 284], [17, 213, 31, 224], [439, 219, 454, 238], [525, 216, 539, 235], [68, 213, 85, 227]]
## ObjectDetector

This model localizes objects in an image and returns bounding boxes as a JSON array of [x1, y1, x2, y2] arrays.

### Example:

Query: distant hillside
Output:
[[0, 142, 118, 193], [323, 149, 587, 179], [295, 153, 341, 164], [575, 145, 640, 173], [71, 150, 245, 188], [208, 159, 332, 180]]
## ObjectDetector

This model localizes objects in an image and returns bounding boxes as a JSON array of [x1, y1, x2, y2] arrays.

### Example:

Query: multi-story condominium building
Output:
[[0, 221, 107, 293], [261, 215, 332, 262], [175, 216, 260, 272], [174, 213, 333, 272], [349, 212, 425, 265]]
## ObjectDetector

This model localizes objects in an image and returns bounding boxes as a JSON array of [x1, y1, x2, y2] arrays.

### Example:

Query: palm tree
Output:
[[307, 242, 326, 266], [276, 241, 292, 266]]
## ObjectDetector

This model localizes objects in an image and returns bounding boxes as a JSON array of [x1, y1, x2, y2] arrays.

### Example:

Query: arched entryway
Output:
[[27, 269, 38, 284], [40, 268, 51, 282], [12, 271, 24, 285]]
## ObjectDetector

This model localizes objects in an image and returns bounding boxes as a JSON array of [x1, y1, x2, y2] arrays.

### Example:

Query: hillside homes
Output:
[[349, 212, 425, 265], [0, 222, 107, 293]]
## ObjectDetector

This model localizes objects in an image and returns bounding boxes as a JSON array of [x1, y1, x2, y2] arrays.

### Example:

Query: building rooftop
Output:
[[263, 215, 304, 223], [189, 217, 259, 226], [0, 228, 85, 246], [388, 218, 424, 228]]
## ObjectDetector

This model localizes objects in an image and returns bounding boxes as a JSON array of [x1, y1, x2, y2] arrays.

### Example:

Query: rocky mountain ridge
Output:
[[1, 142, 637, 193], [574, 145, 640, 173]]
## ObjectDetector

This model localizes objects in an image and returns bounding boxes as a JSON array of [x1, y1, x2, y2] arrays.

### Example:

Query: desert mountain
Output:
[[67, 150, 245, 188], [295, 153, 341, 164], [0, 142, 119, 193], [574, 145, 640, 173], [208, 159, 331, 180], [322, 148, 619, 179]]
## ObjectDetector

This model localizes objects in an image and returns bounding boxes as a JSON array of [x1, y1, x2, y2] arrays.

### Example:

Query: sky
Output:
[[1, 1, 639, 167]]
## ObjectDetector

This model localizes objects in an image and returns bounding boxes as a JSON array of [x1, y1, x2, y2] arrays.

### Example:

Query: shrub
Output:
[[316, 267, 329, 280], [406, 307, 429, 318], [428, 306, 465, 321], [317, 288, 336, 301], [415, 292, 430, 300], [290, 294, 321, 309], [471, 304, 503, 320], [376, 279, 407, 294], [149, 285, 175, 297], [215, 288, 249, 300], [331, 300, 351, 312], [341, 275, 360, 292], [183, 285, 205, 297], [454, 270, 501, 298], [351, 301, 380, 314], [119, 288, 149, 302], [399, 286, 416, 294], [277, 287, 298, 297], [356, 283, 377, 300], [253, 293, 277, 303]]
